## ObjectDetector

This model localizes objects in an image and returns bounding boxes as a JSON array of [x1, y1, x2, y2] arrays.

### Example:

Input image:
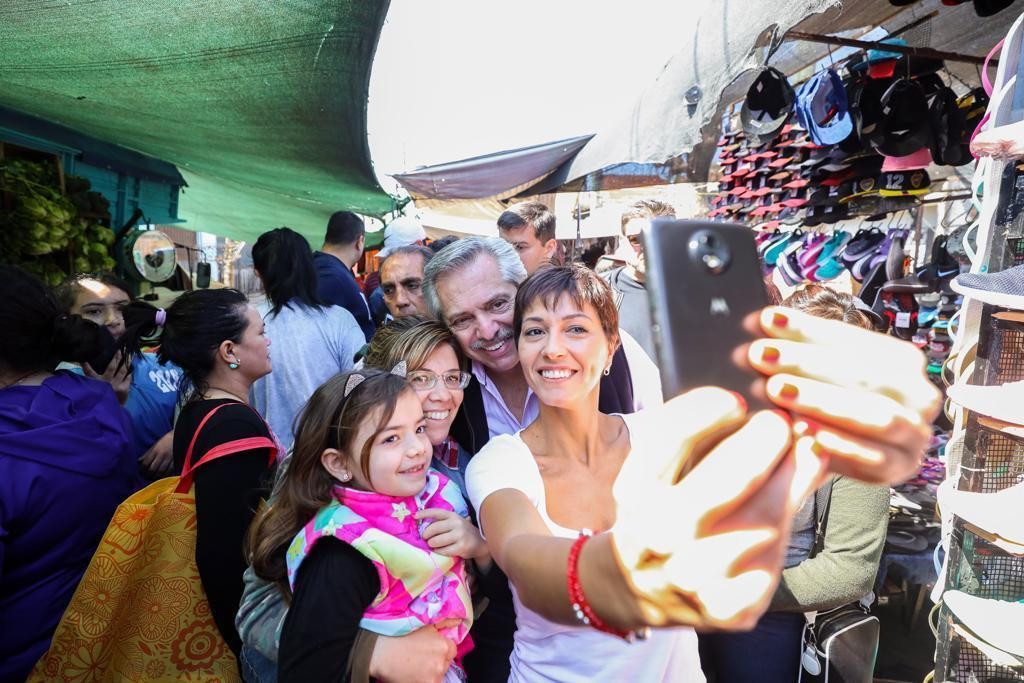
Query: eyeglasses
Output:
[[407, 370, 471, 392]]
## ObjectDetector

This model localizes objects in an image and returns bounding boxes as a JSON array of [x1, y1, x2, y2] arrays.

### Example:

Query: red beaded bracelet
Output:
[[567, 529, 635, 640]]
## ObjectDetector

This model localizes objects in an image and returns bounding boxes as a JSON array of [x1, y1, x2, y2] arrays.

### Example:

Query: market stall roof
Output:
[[540, 0, 1014, 192], [0, 0, 394, 244], [392, 135, 593, 202]]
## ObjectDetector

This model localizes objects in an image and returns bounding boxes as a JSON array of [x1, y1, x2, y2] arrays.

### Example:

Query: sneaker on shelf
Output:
[[947, 379, 1024, 426], [943, 591, 1024, 660], [951, 264, 1024, 310], [970, 117, 1024, 160], [943, 479, 1024, 550]]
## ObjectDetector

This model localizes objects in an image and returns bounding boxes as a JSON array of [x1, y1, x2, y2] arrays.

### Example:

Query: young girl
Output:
[[249, 369, 485, 682]]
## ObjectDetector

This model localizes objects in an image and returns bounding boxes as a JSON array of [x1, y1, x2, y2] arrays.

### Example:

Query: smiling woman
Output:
[[363, 315, 472, 497], [466, 264, 706, 682]]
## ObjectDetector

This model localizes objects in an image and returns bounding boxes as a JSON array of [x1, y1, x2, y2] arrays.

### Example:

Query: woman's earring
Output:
[[603, 366, 611, 376], [228, 358, 240, 370]]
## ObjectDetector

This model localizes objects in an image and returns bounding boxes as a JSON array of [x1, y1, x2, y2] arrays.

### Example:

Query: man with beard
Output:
[[602, 199, 677, 360], [421, 236, 660, 682]]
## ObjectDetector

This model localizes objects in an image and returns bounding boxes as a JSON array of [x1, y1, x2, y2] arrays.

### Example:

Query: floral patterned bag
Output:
[[30, 403, 276, 682]]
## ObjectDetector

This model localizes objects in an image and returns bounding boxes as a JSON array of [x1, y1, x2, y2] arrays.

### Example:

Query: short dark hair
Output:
[[513, 263, 619, 346], [498, 201, 555, 243], [429, 235, 460, 252], [381, 245, 433, 271], [253, 227, 326, 316], [324, 211, 365, 247]]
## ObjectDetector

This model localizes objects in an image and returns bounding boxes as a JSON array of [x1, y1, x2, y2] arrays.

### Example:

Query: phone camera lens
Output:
[[703, 254, 724, 271], [688, 229, 731, 274]]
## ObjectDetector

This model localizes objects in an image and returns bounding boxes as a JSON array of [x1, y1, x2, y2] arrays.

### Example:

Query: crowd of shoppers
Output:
[[0, 202, 939, 683]]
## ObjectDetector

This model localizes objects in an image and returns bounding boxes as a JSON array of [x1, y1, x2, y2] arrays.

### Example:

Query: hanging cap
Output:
[[870, 79, 932, 157], [867, 37, 908, 64], [741, 67, 796, 144], [881, 146, 933, 172], [796, 69, 854, 146]]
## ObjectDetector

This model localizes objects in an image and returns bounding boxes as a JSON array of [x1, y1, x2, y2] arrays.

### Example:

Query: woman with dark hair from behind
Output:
[[249, 227, 365, 451], [118, 287, 280, 664], [0, 265, 135, 681]]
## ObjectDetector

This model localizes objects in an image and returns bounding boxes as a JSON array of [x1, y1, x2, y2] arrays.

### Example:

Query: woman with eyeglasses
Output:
[[363, 316, 473, 499]]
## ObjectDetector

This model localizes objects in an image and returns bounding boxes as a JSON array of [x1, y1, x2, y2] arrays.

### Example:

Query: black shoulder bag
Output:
[[798, 479, 881, 683]]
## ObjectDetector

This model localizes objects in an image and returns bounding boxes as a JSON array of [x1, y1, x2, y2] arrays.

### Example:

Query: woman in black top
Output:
[[122, 289, 278, 661]]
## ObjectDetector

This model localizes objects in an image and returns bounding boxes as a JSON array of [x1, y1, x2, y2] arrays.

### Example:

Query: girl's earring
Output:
[[340, 472, 352, 482]]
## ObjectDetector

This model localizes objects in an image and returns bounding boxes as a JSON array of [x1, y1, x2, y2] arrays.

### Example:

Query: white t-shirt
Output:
[[466, 413, 704, 683]]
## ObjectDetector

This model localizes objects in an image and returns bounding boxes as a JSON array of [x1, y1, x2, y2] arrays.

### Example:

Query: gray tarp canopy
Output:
[[392, 134, 593, 202], [393, 0, 1016, 200]]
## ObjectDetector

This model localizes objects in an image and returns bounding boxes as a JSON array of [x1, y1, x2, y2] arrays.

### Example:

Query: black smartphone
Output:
[[643, 219, 770, 410], [83, 325, 120, 375]]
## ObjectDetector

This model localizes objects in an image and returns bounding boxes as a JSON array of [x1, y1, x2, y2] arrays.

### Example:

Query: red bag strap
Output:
[[175, 402, 277, 494]]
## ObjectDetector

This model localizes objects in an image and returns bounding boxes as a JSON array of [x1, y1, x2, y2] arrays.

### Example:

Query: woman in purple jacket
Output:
[[0, 266, 135, 682]]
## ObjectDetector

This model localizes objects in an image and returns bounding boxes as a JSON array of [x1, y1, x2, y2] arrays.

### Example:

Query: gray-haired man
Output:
[[423, 236, 661, 451]]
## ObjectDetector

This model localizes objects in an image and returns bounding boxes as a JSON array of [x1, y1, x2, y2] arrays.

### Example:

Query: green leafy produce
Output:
[[1, 159, 116, 285]]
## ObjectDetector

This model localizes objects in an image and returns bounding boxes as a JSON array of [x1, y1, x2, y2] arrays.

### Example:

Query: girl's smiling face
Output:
[[349, 389, 433, 497]]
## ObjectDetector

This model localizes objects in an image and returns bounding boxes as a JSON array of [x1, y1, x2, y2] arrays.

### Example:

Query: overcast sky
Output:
[[366, 0, 691, 188]]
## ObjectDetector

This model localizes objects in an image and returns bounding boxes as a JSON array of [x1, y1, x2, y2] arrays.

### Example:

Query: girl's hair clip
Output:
[[390, 360, 408, 378], [343, 373, 366, 397], [154, 308, 167, 326]]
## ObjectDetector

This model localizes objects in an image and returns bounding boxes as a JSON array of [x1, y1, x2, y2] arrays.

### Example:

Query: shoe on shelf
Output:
[[970, 117, 1024, 160], [943, 479, 1024, 549], [947, 379, 1024, 425], [951, 264, 1024, 310], [944, 591, 1024, 660]]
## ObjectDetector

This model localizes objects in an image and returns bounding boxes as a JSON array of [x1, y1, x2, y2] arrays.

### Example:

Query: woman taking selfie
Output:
[[466, 264, 939, 681]]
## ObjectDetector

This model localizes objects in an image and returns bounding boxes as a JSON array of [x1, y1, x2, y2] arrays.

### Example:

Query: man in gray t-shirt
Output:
[[601, 199, 677, 361]]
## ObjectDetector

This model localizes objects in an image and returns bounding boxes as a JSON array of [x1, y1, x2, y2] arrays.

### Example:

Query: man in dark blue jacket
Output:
[[313, 211, 375, 341]]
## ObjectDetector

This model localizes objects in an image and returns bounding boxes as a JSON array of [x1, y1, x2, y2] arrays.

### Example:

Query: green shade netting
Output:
[[0, 0, 394, 245]]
